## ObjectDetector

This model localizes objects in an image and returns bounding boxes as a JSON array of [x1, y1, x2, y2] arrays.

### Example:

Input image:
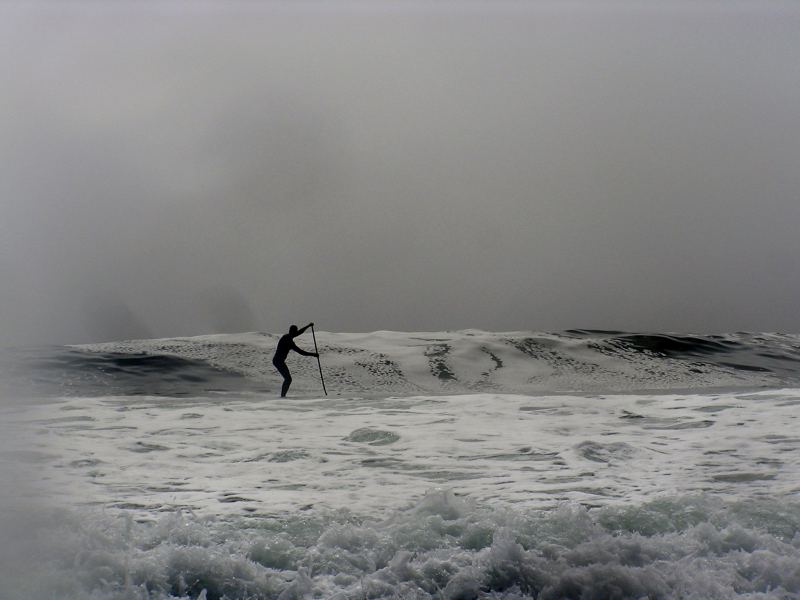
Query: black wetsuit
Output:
[[273, 329, 315, 397]]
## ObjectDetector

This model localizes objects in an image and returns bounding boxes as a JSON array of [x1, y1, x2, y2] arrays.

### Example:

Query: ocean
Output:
[[1, 330, 799, 599]]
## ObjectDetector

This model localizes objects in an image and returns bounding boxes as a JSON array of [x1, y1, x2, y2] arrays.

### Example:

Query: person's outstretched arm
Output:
[[294, 322, 314, 337]]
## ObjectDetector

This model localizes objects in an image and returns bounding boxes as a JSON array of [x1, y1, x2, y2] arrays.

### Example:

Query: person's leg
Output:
[[274, 360, 292, 397]]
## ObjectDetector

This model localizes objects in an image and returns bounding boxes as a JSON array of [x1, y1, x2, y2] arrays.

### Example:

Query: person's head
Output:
[[289, 325, 298, 335]]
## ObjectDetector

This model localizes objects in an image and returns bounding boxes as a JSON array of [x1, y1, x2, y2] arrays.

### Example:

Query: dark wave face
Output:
[[3, 330, 800, 398], [0, 347, 256, 399], [597, 332, 800, 377]]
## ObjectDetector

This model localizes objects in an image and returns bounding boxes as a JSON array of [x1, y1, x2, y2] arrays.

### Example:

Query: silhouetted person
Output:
[[273, 323, 318, 397]]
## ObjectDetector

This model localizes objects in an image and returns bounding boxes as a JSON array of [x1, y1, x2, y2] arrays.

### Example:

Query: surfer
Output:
[[273, 323, 318, 397]]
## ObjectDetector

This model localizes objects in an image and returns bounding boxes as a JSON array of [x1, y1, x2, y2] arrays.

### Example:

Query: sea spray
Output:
[[8, 492, 800, 600]]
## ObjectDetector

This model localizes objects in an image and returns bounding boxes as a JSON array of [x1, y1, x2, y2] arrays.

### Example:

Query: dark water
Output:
[[596, 331, 800, 376], [0, 346, 258, 399]]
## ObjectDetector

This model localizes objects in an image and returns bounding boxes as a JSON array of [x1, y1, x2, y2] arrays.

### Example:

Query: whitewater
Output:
[[1, 330, 799, 599]]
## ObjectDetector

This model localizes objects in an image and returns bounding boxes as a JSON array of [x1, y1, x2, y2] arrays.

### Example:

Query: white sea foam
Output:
[[4, 387, 800, 598], [3, 331, 800, 598], [5, 491, 800, 600], [7, 389, 800, 517]]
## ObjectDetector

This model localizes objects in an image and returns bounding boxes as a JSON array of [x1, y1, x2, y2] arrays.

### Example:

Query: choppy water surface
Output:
[[1, 331, 799, 599]]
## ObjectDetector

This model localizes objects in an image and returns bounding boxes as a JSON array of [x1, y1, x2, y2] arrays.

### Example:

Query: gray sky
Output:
[[1, 1, 799, 346]]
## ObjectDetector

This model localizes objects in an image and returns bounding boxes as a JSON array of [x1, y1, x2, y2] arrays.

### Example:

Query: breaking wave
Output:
[[8, 491, 800, 600], [8, 330, 795, 397]]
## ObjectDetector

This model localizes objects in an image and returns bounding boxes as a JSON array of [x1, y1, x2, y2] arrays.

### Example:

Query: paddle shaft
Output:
[[311, 324, 327, 396]]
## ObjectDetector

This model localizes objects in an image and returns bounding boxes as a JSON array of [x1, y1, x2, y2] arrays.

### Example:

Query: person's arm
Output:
[[294, 322, 314, 337], [290, 341, 318, 358]]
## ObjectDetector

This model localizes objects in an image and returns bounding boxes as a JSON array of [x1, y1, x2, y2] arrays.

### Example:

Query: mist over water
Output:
[[2, 2, 800, 346]]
